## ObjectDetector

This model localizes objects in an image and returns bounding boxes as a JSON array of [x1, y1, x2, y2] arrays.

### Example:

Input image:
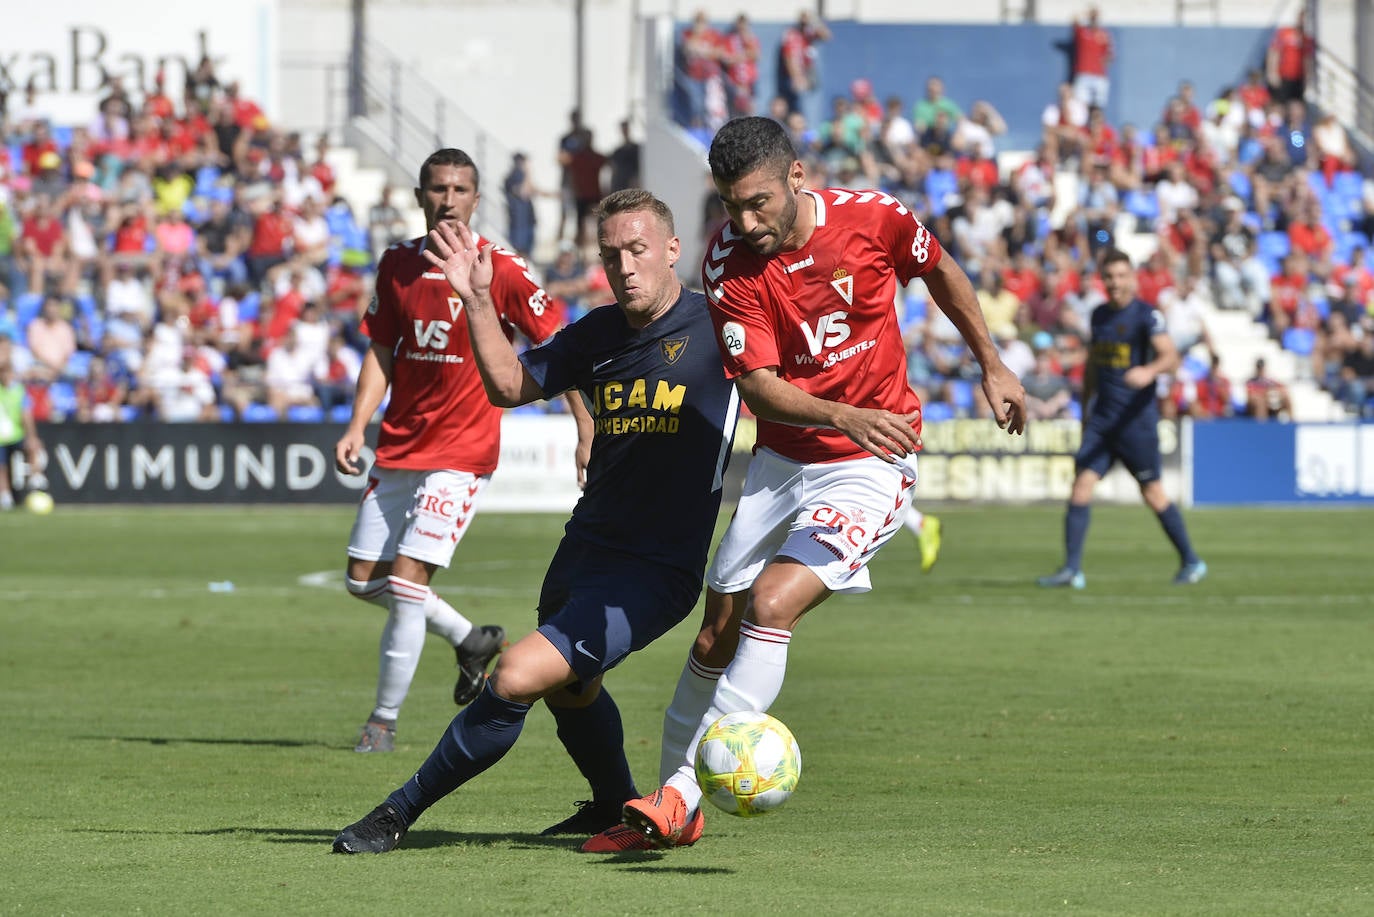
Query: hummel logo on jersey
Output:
[[830, 268, 854, 306], [784, 255, 814, 274], [660, 337, 689, 364]]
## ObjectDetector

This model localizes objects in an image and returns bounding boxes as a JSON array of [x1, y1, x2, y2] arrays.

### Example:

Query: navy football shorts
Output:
[[1075, 418, 1161, 483], [535, 536, 702, 687]]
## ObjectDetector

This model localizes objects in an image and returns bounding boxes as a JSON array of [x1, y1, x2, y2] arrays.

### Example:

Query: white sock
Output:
[[659, 653, 726, 784], [903, 506, 925, 537], [346, 577, 389, 609], [423, 589, 473, 646], [372, 575, 429, 721], [666, 621, 792, 811]]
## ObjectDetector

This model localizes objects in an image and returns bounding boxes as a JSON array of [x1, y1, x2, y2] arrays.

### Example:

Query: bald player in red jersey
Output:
[[602, 116, 1025, 850], [335, 148, 590, 753]]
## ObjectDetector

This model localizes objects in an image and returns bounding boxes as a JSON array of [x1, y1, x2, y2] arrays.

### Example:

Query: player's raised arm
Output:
[[922, 253, 1027, 434], [424, 221, 547, 408]]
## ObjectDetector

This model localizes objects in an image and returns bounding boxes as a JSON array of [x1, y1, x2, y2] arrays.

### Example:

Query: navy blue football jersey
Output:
[[1085, 298, 1166, 425], [520, 288, 740, 577]]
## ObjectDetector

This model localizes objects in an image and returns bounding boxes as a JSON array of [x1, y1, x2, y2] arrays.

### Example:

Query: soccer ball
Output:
[[694, 711, 801, 817], [24, 490, 54, 515]]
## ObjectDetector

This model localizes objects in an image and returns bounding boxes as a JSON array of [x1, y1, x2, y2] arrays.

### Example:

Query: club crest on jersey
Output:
[[660, 336, 689, 364], [830, 268, 854, 306]]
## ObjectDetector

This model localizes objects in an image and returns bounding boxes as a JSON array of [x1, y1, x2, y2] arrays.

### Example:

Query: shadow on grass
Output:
[[75, 735, 335, 749]]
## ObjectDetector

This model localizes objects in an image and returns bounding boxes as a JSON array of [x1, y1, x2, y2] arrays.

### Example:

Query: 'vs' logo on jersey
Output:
[[414, 319, 451, 349], [799, 311, 851, 356]]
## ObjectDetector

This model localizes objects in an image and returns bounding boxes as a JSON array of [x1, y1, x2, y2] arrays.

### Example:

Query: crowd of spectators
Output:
[[5, 13, 1373, 430], [0, 61, 415, 425], [682, 15, 1371, 422]]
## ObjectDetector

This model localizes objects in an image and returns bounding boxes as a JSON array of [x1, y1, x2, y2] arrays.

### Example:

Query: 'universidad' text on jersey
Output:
[[1085, 298, 1166, 426], [701, 188, 942, 464], [520, 289, 740, 579], [361, 235, 562, 474]]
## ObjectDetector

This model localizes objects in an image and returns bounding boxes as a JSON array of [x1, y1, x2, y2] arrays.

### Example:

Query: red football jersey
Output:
[[703, 189, 943, 464], [361, 235, 561, 473]]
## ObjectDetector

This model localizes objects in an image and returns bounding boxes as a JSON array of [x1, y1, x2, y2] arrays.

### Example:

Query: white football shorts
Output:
[[707, 447, 918, 595], [347, 467, 491, 569]]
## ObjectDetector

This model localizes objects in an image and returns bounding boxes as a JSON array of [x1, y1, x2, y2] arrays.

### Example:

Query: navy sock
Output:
[[1155, 503, 1199, 565], [387, 683, 531, 825], [1065, 503, 1091, 572], [549, 688, 638, 805]]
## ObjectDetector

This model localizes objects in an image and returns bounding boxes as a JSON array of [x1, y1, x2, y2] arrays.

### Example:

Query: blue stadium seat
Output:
[[119, 404, 142, 422], [51, 125, 73, 150], [1282, 327, 1317, 356], [1257, 231, 1291, 275], [218, 404, 237, 422], [286, 405, 325, 423], [1307, 170, 1330, 200], [1333, 171, 1363, 206], [15, 292, 43, 329], [921, 401, 955, 423], [1226, 170, 1252, 205], [1067, 400, 1082, 421], [328, 404, 353, 424], [1337, 231, 1370, 265], [241, 403, 279, 423], [49, 381, 78, 417], [947, 379, 976, 415], [65, 351, 93, 379], [925, 170, 958, 217], [194, 166, 223, 197], [1124, 189, 1160, 222], [237, 292, 261, 322]]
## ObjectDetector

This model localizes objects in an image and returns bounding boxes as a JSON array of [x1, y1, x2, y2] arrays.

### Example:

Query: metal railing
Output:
[[1312, 44, 1374, 160], [349, 37, 515, 237]]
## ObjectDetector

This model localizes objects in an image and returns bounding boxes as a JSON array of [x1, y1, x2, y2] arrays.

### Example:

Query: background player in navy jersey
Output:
[[332, 188, 741, 854], [1038, 248, 1206, 589], [334, 148, 589, 754], [593, 116, 1026, 850]]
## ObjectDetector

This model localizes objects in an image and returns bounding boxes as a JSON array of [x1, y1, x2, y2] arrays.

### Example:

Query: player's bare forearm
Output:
[[736, 367, 920, 462], [336, 344, 390, 474], [462, 288, 545, 408], [564, 392, 593, 489], [925, 255, 1027, 433]]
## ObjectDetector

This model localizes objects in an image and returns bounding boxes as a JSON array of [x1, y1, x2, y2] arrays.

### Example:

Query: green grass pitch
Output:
[[2, 503, 1372, 914]]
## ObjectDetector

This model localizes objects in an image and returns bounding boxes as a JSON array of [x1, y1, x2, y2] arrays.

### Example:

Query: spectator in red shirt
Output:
[[1267, 10, 1314, 105], [1071, 6, 1114, 109], [19, 196, 73, 294], [21, 123, 60, 177], [248, 196, 293, 284], [721, 14, 761, 118], [678, 11, 723, 130], [1237, 68, 1271, 123], [1287, 197, 1334, 263], [568, 128, 607, 250], [1135, 249, 1175, 307]]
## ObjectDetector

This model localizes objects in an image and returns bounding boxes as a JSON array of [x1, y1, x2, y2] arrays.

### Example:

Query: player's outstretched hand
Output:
[[982, 362, 1027, 435], [836, 406, 922, 464], [335, 429, 366, 475], [423, 220, 494, 303]]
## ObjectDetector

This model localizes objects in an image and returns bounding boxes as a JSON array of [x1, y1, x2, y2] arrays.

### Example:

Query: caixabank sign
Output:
[[0, 0, 277, 126]]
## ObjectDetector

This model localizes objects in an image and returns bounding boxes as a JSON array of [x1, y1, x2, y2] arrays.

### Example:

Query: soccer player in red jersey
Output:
[[333, 148, 590, 753], [603, 116, 1026, 848]]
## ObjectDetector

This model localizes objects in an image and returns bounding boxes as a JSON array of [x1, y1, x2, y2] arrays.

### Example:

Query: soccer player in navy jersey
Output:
[[332, 188, 741, 854], [334, 148, 588, 755], [1038, 248, 1206, 589], [593, 116, 1026, 850]]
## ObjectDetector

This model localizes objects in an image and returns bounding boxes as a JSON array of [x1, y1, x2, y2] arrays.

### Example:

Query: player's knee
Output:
[[747, 589, 799, 631], [345, 577, 389, 608]]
